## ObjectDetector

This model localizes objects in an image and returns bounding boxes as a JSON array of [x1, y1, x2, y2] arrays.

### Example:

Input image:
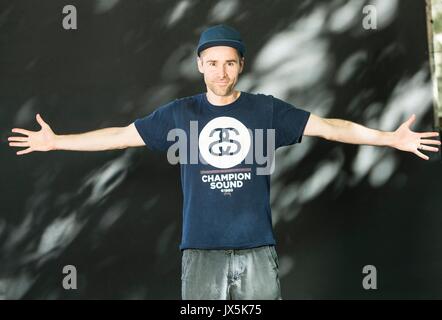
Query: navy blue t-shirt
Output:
[[134, 91, 310, 250]]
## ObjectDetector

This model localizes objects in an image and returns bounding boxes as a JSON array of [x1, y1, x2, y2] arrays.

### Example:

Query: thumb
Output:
[[404, 114, 416, 128], [36, 113, 48, 128]]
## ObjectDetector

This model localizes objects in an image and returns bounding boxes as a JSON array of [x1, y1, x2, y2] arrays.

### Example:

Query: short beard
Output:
[[207, 82, 235, 97]]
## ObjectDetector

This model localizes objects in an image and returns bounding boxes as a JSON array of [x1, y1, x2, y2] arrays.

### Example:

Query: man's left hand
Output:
[[392, 114, 441, 160]]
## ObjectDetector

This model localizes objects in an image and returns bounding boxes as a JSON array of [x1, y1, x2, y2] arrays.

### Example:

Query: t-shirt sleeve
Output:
[[133, 100, 177, 151], [272, 96, 311, 148]]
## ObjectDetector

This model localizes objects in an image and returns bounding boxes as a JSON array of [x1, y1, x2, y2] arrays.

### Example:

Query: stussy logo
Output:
[[199, 117, 250, 169]]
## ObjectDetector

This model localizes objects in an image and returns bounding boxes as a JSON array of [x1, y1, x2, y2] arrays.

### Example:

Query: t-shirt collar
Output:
[[202, 91, 244, 112]]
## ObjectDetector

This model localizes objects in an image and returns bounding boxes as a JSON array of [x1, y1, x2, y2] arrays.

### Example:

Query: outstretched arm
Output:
[[8, 114, 145, 155], [303, 113, 440, 160]]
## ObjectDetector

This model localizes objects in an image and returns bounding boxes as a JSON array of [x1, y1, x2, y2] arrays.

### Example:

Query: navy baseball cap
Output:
[[197, 25, 245, 57]]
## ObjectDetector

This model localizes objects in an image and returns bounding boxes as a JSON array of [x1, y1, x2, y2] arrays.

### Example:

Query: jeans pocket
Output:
[[265, 246, 279, 270]]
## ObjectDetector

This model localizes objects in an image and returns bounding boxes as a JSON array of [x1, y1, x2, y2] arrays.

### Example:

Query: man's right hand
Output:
[[9, 114, 56, 155], [8, 114, 145, 154]]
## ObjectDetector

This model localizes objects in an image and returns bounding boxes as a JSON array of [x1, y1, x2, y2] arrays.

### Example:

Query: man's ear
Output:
[[197, 56, 204, 74], [239, 57, 245, 74]]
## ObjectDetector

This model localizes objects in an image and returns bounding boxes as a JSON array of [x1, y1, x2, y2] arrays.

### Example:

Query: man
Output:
[[8, 25, 441, 300]]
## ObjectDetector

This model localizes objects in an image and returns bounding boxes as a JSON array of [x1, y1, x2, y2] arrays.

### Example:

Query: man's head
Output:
[[196, 25, 245, 97]]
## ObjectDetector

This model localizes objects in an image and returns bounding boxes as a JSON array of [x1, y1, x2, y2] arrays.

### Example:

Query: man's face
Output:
[[197, 46, 244, 97]]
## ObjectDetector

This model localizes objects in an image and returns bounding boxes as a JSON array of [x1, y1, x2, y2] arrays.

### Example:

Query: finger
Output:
[[405, 114, 416, 127], [11, 128, 31, 136], [420, 139, 441, 145], [420, 132, 440, 138], [8, 136, 28, 142], [414, 150, 429, 160], [9, 142, 29, 147], [16, 148, 33, 155], [420, 145, 439, 152], [36, 113, 48, 127]]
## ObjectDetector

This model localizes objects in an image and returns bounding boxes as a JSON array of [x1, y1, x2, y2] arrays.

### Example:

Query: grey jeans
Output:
[[181, 245, 282, 300]]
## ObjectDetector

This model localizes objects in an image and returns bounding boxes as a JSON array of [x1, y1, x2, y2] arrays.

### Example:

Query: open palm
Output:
[[8, 114, 56, 155], [393, 114, 440, 160]]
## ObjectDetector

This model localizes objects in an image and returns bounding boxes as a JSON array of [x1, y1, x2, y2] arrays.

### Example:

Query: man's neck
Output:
[[206, 90, 241, 106]]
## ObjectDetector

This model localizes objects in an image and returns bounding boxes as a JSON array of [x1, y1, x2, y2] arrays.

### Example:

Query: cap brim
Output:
[[197, 39, 245, 57]]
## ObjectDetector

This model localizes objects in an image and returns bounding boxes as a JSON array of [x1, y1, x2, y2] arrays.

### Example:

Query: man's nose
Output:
[[217, 65, 227, 77]]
